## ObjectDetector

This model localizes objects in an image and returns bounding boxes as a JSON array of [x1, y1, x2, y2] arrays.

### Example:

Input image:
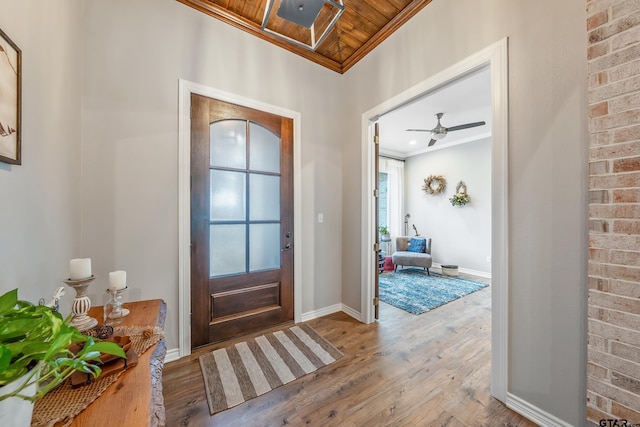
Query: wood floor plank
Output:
[[163, 273, 538, 426]]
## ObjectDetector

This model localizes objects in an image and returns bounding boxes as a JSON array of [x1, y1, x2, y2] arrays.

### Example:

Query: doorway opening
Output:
[[360, 38, 509, 402]]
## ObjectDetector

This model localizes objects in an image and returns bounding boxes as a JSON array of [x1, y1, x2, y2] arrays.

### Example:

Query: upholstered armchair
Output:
[[391, 236, 433, 275]]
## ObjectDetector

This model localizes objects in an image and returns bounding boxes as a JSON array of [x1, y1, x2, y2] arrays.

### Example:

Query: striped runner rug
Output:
[[199, 323, 343, 415]]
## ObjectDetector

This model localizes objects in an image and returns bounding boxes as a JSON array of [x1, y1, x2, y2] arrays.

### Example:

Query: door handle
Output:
[[282, 243, 291, 252]]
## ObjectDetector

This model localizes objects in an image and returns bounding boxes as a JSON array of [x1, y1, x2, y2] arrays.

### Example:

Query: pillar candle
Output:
[[69, 258, 92, 280], [108, 271, 127, 290]]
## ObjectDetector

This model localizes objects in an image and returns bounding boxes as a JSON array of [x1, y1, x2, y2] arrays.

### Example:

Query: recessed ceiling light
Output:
[[409, 140, 417, 145]]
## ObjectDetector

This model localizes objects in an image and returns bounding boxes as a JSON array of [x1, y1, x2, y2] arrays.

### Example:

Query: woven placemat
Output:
[[31, 326, 164, 427]]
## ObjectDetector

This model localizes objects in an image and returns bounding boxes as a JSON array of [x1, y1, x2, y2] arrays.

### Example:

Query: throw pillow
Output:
[[407, 237, 426, 253]]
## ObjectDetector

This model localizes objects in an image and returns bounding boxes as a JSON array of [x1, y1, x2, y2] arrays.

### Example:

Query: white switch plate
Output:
[[486, 256, 492, 263], [318, 213, 324, 223]]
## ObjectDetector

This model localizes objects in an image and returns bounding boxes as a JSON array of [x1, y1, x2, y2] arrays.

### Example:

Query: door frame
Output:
[[359, 38, 509, 401], [178, 79, 302, 358]]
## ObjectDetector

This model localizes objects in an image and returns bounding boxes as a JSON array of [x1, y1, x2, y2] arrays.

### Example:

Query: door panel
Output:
[[374, 122, 380, 320], [191, 94, 294, 348]]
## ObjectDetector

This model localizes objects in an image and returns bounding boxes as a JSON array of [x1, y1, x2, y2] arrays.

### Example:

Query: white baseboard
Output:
[[340, 304, 361, 321], [301, 303, 343, 322], [506, 393, 573, 427], [301, 303, 362, 322], [432, 262, 492, 279], [164, 347, 181, 363]]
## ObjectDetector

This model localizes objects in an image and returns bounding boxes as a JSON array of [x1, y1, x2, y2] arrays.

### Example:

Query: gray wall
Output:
[[404, 138, 491, 274], [341, 0, 587, 425], [0, 0, 83, 312]]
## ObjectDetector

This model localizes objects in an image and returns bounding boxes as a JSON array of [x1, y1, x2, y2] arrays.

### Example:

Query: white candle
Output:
[[69, 258, 92, 280], [108, 271, 127, 290]]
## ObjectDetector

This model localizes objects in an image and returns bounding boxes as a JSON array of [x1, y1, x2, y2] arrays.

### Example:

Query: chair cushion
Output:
[[407, 237, 426, 253]]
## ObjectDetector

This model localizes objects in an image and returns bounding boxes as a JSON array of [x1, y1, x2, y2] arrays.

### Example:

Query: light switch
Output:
[[318, 213, 324, 223]]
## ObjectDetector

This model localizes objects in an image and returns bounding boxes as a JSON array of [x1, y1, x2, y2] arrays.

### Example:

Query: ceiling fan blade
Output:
[[428, 138, 437, 147], [405, 128, 431, 132], [446, 121, 486, 132]]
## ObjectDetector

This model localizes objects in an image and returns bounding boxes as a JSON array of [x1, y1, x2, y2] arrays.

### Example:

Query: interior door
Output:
[[374, 122, 380, 320], [190, 93, 294, 348]]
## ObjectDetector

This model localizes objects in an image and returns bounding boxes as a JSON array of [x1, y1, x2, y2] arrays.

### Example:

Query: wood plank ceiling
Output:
[[177, 0, 433, 74]]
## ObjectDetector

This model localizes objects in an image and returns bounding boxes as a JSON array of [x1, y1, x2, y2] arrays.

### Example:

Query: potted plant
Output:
[[378, 226, 390, 239], [0, 288, 125, 426]]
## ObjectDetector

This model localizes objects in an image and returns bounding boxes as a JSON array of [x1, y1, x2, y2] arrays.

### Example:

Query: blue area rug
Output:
[[379, 268, 489, 315]]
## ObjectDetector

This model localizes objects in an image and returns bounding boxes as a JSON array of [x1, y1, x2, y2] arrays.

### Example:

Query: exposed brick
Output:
[[589, 390, 613, 412], [589, 361, 611, 380], [589, 204, 640, 219], [591, 130, 615, 146], [592, 349, 640, 382], [612, 371, 640, 394], [588, 10, 609, 30], [589, 171, 640, 190], [603, 264, 640, 282], [609, 58, 640, 82], [590, 189, 610, 203], [611, 341, 640, 364], [589, 75, 640, 103], [612, 24, 640, 51], [589, 290, 640, 315], [589, 42, 610, 60], [612, 0, 640, 20], [589, 333, 609, 352], [589, 44, 640, 73], [591, 219, 610, 232], [599, 308, 640, 331], [588, 0, 616, 16], [589, 276, 610, 291], [590, 101, 609, 117], [609, 279, 640, 298], [589, 71, 609, 88], [591, 142, 640, 162], [590, 160, 609, 175], [611, 401, 640, 424], [590, 109, 640, 131], [613, 156, 640, 172], [590, 232, 640, 250], [588, 404, 611, 426], [613, 125, 640, 143], [588, 375, 640, 410], [610, 91, 640, 113], [613, 219, 640, 234], [610, 249, 640, 265], [613, 189, 640, 202], [590, 248, 611, 263]]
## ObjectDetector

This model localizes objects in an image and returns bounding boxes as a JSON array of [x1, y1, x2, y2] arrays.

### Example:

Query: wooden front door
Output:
[[190, 94, 294, 348]]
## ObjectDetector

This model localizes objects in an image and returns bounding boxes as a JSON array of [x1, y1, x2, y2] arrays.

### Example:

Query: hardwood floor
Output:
[[163, 273, 537, 426]]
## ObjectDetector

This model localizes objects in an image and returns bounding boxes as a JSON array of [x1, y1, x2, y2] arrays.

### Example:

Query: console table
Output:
[[64, 299, 167, 427]]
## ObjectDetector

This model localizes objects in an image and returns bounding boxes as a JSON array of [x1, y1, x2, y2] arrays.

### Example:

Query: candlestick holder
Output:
[[104, 287, 129, 326], [116, 287, 130, 317], [63, 276, 98, 332]]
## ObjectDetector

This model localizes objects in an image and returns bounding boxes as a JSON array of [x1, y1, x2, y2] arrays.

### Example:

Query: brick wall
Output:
[[588, 0, 640, 425]]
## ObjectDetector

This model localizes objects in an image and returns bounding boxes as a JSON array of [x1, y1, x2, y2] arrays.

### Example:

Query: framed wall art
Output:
[[0, 27, 21, 165]]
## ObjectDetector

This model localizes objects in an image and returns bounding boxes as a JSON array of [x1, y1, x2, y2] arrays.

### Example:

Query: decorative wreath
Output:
[[422, 175, 447, 195]]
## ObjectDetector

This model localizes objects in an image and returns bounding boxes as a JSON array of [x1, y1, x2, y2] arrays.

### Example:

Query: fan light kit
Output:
[[407, 112, 486, 147]]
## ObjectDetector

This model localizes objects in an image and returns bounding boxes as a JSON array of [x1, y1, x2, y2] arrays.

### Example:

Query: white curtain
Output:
[[379, 157, 404, 251]]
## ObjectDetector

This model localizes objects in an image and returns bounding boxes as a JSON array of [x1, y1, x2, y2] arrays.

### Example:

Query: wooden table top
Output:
[[61, 299, 166, 427]]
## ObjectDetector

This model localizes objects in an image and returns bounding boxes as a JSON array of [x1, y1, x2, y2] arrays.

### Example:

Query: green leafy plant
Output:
[[0, 289, 126, 402], [378, 226, 389, 235], [449, 193, 470, 206]]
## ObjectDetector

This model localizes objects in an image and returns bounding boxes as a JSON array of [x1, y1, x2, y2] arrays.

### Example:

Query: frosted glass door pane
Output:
[[210, 120, 246, 169], [250, 123, 280, 173], [249, 174, 280, 221], [210, 225, 246, 277], [210, 170, 246, 221], [250, 224, 280, 271]]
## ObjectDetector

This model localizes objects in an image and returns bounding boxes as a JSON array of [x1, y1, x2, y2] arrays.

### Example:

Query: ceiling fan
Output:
[[406, 112, 486, 146]]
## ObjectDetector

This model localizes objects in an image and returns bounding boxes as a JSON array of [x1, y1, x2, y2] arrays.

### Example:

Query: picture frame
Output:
[[0, 27, 21, 165]]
